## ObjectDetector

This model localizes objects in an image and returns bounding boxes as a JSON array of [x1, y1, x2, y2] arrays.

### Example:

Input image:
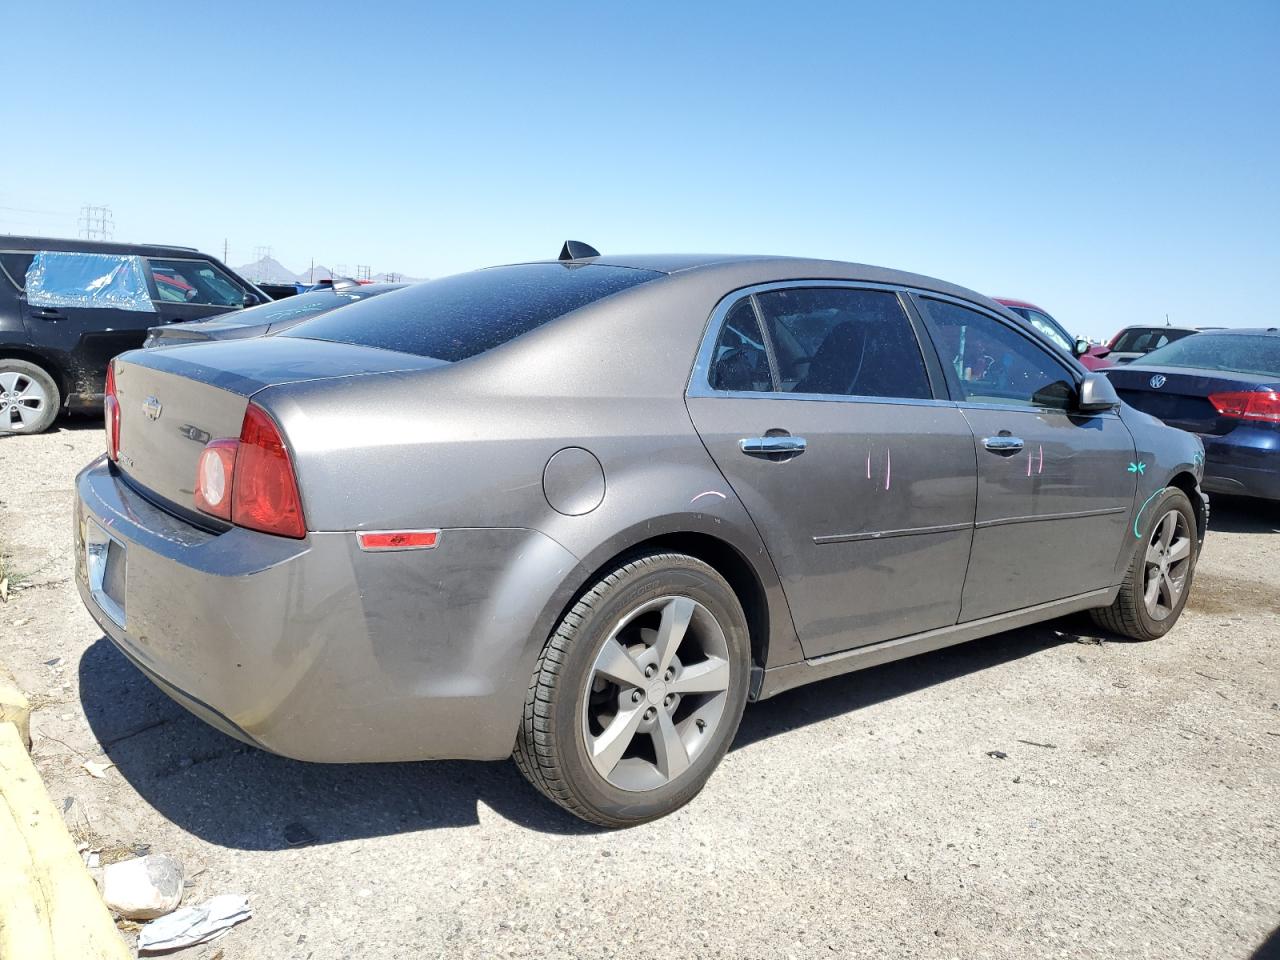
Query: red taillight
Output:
[[1208, 389, 1280, 422], [192, 403, 306, 538], [104, 364, 120, 462]]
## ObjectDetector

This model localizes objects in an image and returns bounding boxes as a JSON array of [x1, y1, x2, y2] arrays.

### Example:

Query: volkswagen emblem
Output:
[[142, 395, 163, 421], [1149, 374, 1167, 389]]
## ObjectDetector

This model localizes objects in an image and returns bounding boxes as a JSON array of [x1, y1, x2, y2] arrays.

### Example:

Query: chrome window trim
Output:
[[687, 279, 949, 406]]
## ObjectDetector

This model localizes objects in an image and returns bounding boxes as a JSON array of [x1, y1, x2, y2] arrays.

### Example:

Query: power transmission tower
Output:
[[78, 205, 114, 240], [252, 246, 273, 282], [356, 265, 372, 281]]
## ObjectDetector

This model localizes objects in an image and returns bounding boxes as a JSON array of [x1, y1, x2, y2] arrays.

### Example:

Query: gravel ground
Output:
[[1, 418, 1278, 960]]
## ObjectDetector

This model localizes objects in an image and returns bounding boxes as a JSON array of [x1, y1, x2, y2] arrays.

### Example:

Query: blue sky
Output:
[[2, 1, 1276, 339]]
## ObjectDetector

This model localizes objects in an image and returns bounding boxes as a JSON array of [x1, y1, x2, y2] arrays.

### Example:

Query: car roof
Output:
[[1177, 327, 1280, 336], [507, 253, 1002, 308], [0, 234, 203, 257], [992, 297, 1046, 312]]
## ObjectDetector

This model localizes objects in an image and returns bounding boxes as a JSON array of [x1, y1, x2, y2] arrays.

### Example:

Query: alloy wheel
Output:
[[1143, 509, 1192, 621], [582, 595, 732, 792], [0, 370, 49, 431]]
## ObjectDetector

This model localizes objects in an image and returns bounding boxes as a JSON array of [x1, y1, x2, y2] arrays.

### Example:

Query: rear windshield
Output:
[[1140, 334, 1280, 377], [1111, 327, 1195, 353], [284, 263, 662, 362], [233, 288, 372, 325]]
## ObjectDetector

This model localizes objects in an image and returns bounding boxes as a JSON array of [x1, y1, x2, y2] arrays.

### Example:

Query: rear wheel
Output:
[[514, 552, 750, 827], [0, 359, 59, 434], [1091, 487, 1198, 640]]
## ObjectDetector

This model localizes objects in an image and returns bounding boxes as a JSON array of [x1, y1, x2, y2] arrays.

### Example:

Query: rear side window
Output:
[[285, 263, 662, 362], [708, 299, 772, 392], [25, 251, 155, 312], [753, 287, 932, 399], [148, 258, 245, 307]]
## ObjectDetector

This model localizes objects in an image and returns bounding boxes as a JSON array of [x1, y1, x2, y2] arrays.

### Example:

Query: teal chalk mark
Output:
[[1127, 461, 1147, 475], [1133, 488, 1162, 538], [1193, 451, 1205, 467]]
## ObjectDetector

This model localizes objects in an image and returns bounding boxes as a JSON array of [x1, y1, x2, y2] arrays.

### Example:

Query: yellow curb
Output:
[[0, 666, 29, 749], [0, 721, 132, 960]]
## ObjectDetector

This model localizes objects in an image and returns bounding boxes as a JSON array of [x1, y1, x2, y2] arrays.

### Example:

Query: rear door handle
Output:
[[740, 436, 807, 458], [30, 307, 64, 320], [983, 435, 1025, 455]]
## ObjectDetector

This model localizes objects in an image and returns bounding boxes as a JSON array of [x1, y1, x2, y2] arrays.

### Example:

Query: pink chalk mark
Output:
[[1038, 445, 1044, 474], [885, 449, 892, 490]]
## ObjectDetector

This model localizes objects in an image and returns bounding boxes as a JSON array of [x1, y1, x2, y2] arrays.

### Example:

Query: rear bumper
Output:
[[1201, 432, 1280, 501], [74, 457, 579, 762]]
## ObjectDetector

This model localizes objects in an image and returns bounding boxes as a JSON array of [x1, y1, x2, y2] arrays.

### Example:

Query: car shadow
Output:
[[80, 617, 1092, 848], [1206, 495, 1280, 534]]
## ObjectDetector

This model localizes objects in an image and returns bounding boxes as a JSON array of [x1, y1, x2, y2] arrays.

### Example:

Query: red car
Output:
[[994, 297, 1113, 370]]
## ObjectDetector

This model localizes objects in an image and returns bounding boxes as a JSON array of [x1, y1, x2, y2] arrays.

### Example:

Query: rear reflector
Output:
[[1208, 389, 1280, 422], [356, 530, 440, 551]]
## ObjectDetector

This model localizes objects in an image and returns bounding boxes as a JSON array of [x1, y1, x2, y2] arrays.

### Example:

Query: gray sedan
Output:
[[75, 249, 1207, 825]]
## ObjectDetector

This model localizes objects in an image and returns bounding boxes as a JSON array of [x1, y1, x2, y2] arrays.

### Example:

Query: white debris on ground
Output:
[[102, 853, 184, 920], [136, 894, 251, 954]]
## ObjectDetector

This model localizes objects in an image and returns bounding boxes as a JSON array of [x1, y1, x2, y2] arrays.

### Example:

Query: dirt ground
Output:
[[1, 417, 1278, 960]]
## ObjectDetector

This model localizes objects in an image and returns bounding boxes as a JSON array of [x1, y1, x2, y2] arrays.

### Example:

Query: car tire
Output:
[[514, 551, 751, 827], [1091, 487, 1199, 641], [0, 359, 60, 434]]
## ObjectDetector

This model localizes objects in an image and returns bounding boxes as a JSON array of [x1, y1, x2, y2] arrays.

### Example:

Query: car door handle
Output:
[[739, 436, 807, 458], [983, 435, 1025, 455], [29, 307, 64, 320]]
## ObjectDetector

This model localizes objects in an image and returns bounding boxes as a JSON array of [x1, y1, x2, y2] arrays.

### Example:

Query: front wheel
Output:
[[1091, 487, 1199, 640], [513, 552, 751, 827]]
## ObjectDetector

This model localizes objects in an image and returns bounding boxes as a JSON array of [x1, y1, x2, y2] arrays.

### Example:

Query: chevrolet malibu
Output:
[[75, 249, 1207, 826]]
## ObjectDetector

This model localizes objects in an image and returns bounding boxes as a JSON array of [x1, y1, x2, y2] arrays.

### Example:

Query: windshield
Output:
[[1139, 334, 1280, 377], [1111, 327, 1195, 353]]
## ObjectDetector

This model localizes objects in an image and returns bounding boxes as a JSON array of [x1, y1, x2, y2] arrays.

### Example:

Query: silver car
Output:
[[75, 249, 1207, 826]]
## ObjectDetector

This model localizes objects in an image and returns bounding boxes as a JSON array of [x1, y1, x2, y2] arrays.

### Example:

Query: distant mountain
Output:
[[235, 256, 299, 284], [234, 257, 423, 285]]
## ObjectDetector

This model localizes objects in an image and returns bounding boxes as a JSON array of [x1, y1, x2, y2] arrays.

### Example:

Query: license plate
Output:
[[85, 521, 126, 627]]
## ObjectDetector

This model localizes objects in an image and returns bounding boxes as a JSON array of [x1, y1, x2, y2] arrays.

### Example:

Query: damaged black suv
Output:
[[0, 236, 268, 433]]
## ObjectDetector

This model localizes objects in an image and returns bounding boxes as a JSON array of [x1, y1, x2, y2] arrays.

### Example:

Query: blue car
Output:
[[1105, 328, 1280, 500]]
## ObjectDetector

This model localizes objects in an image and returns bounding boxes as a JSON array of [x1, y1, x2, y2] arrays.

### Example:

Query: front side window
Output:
[[24, 251, 155, 312], [1021, 309, 1073, 353], [752, 287, 932, 399], [922, 298, 1076, 410], [0, 252, 34, 291], [147, 259, 245, 307]]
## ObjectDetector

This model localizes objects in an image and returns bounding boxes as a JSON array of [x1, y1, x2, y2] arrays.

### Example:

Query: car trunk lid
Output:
[[1106, 364, 1278, 436], [112, 337, 445, 521]]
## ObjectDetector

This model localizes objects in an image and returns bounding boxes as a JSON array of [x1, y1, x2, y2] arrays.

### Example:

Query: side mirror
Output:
[[1077, 372, 1120, 412], [242, 292, 260, 307], [1074, 338, 1090, 358]]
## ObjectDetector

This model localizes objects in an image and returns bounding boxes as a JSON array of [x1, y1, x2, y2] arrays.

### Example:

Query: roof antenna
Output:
[[559, 240, 600, 261]]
